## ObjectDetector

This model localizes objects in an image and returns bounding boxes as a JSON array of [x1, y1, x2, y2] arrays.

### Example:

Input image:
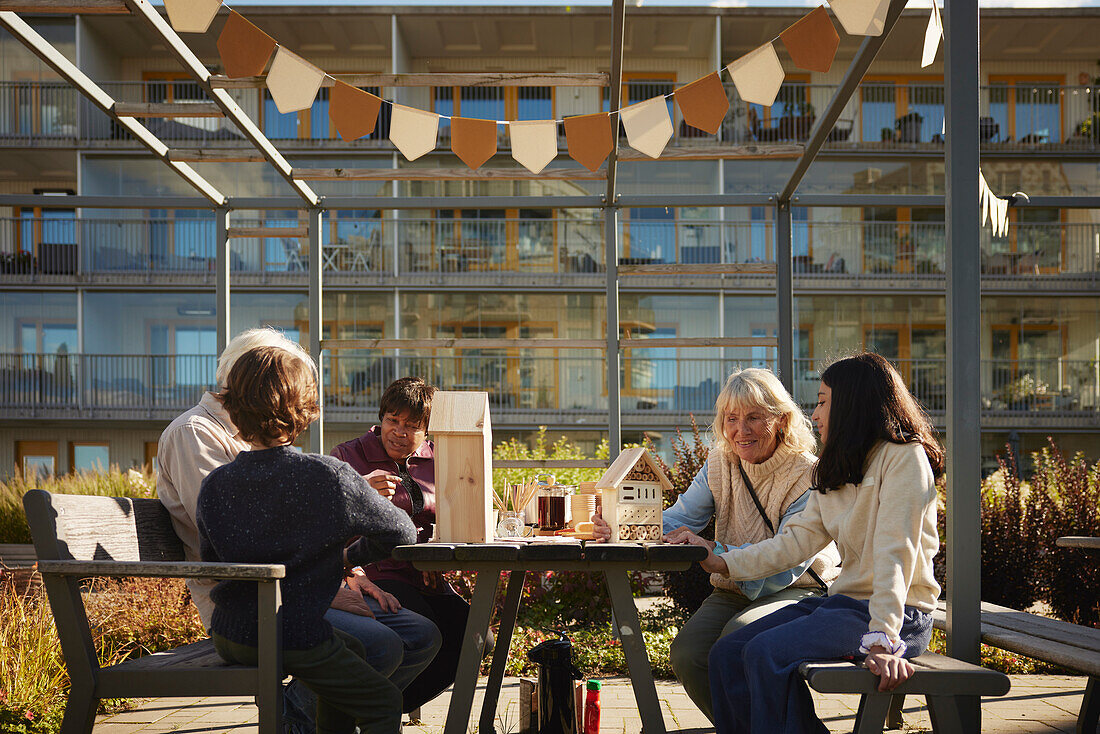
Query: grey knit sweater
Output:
[[197, 446, 417, 650]]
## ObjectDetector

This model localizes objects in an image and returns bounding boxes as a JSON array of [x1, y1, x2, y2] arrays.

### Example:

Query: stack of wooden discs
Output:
[[570, 493, 597, 527], [626, 467, 658, 482]]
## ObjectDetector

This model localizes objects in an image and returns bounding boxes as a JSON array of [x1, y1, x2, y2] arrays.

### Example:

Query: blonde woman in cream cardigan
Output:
[[592, 367, 841, 721], [698, 353, 944, 734]]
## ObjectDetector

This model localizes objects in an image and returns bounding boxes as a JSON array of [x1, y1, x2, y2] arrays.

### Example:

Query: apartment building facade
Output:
[[1, 2, 1098, 477]]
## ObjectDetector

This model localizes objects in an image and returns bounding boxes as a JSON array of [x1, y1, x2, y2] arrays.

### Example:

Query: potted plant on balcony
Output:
[[998, 373, 1050, 410], [0, 251, 36, 275]]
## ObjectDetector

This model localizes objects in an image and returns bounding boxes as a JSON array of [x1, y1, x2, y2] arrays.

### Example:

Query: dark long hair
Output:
[[812, 352, 944, 492]]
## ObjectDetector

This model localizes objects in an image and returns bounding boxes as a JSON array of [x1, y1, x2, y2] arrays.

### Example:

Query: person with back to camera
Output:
[[590, 367, 841, 721], [331, 377, 485, 713], [695, 352, 943, 734], [197, 346, 418, 734], [157, 328, 440, 731]]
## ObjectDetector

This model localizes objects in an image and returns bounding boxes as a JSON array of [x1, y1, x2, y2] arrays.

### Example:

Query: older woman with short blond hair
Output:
[[595, 367, 840, 721]]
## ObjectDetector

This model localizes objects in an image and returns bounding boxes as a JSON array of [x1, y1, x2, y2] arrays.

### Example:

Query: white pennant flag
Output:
[[509, 120, 558, 174], [979, 173, 991, 227], [997, 198, 1010, 237], [619, 96, 674, 159], [921, 1, 943, 68], [164, 0, 221, 33], [828, 0, 892, 37], [390, 104, 439, 161], [726, 44, 785, 107], [267, 48, 324, 114]]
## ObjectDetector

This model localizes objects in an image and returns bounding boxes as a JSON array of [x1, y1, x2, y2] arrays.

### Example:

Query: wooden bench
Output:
[[22, 489, 286, 734], [801, 650, 1010, 734], [932, 600, 1100, 734], [0, 542, 37, 568]]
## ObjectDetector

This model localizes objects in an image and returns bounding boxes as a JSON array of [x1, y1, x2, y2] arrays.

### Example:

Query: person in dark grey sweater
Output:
[[197, 345, 417, 734]]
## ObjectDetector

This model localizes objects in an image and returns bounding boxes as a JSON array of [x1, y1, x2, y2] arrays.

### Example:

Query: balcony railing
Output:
[[2, 80, 1098, 151], [3, 352, 1096, 419], [4, 216, 1097, 280]]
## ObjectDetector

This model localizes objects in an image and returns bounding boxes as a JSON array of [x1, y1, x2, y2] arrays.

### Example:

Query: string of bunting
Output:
[[164, 0, 899, 174]]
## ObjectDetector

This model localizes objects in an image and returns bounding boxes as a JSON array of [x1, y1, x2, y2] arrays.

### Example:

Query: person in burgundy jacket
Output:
[[331, 377, 473, 712]]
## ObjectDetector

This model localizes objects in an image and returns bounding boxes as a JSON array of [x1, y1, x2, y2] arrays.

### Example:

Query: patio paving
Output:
[[92, 673, 1088, 733]]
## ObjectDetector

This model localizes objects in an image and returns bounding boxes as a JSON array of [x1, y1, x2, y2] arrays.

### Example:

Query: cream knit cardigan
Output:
[[708, 444, 841, 594], [718, 440, 941, 643]]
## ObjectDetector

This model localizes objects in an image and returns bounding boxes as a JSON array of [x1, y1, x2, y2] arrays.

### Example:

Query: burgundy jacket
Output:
[[331, 426, 449, 593]]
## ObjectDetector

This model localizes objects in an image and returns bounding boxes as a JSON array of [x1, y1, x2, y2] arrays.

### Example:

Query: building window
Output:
[[70, 442, 109, 473], [988, 75, 1063, 144], [434, 85, 551, 128], [16, 440, 57, 479], [145, 441, 159, 473], [861, 76, 944, 143]]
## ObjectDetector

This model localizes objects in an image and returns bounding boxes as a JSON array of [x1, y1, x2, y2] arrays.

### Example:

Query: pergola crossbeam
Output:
[[113, 102, 224, 118], [122, 0, 319, 206], [292, 167, 606, 181], [211, 72, 609, 89], [0, 11, 226, 205], [0, 0, 126, 12], [779, 0, 909, 203]]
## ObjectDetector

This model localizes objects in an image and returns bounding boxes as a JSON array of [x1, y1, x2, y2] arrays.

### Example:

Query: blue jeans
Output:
[[285, 593, 441, 733], [708, 593, 933, 734]]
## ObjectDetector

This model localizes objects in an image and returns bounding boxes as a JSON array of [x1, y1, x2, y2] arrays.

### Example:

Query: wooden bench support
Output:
[[801, 651, 1010, 734]]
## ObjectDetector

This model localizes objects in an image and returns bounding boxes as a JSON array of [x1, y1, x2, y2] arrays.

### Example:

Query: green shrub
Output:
[[491, 426, 609, 495], [0, 468, 155, 544], [980, 450, 1041, 610]]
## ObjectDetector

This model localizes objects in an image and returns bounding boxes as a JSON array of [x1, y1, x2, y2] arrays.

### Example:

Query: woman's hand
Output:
[[590, 511, 613, 542], [662, 528, 725, 574], [422, 570, 446, 592], [662, 525, 702, 546], [364, 469, 400, 500], [345, 569, 402, 614], [864, 646, 915, 691]]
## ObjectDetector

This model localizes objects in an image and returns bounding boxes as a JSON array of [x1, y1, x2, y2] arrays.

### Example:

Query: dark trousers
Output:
[[708, 594, 933, 734], [212, 628, 402, 734], [374, 579, 472, 712]]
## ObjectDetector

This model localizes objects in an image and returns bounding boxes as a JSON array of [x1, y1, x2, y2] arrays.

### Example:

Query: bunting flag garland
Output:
[[674, 73, 729, 135], [389, 104, 440, 161], [329, 81, 382, 142], [620, 96, 674, 159], [726, 44, 785, 107], [563, 113, 614, 172], [164, 0, 221, 34], [780, 6, 839, 73], [509, 120, 558, 174], [267, 48, 325, 114], [451, 117, 498, 170], [827, 0, 892, 37], [979, 169, 1012, 236], [921, 1, 943, 68], [217, 11, 277, 78]]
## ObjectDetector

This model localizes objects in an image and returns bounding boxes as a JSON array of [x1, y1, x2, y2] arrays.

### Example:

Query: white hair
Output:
[[215, 327, 315, 388], [710, 367, 817, 457]]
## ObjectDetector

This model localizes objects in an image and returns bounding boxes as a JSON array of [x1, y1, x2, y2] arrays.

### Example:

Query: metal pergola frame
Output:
[[7, 0, 1100, 710]]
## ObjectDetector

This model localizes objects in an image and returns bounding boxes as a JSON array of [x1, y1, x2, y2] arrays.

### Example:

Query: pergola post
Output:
[[945, 0, 983, 729], [309, 208, 325, 454], [775, 199, 794, 393], [215, 206, 231, 355], [604, 0, 626, 457]]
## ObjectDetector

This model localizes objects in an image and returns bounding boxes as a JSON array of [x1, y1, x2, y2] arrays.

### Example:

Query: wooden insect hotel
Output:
[[595, 447, 672, 542], [428, 391, 494, 543]]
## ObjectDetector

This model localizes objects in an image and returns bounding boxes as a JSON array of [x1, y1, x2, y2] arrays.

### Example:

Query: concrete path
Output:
[[92, 674, 1087, 733]]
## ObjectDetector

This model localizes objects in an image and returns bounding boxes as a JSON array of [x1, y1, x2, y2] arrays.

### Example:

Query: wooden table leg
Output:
[[444, 567, 501, 734], [604, 570, 666, 734], [479, 570, 526, 733]]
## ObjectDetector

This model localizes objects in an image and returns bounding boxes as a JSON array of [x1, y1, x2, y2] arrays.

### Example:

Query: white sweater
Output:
[[719, 440, 940, 643]]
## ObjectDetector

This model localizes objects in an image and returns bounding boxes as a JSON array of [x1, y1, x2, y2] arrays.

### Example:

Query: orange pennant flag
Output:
[[674, 73, 729, 135], [329, 81, 383, 142], [563, 113, 613, 172], [780, 6, 840, 73], [217, 11, 277, 79], [451, 117, 498, 170]]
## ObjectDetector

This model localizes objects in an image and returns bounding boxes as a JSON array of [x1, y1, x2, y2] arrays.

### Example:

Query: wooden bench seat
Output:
[[932, 600, 1099, 734], [22, 490, 286, 733], [801, 650, 1010, 734], [0, 542, 37, 567]]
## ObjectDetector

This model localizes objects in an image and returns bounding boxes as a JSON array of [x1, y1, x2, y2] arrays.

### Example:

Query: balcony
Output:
[[3, 215, 1096, 286], [2, 352, 1096, 429], [2, 80, 1099, 153]]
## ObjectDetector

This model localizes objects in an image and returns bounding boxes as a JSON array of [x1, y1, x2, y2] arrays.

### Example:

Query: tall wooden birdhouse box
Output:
[[595, 447, 672, 542], [428, 391, 494, 543]]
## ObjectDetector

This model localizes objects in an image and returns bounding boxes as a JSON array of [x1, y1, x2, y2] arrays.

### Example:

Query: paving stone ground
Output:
[[92, 674, 1087, 734]]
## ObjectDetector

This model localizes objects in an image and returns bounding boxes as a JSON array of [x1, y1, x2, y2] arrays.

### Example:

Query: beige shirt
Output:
[[719, 440, 941, 642], [157, 392, 250, 628]]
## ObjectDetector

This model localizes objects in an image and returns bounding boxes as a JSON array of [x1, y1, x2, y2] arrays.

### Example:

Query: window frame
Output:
[[69, 441, 110, 474]]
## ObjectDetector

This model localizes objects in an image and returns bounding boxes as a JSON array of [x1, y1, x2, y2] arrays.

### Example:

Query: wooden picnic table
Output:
[[392, 541, 706, 734], [1056, 536, 1100, 550]]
